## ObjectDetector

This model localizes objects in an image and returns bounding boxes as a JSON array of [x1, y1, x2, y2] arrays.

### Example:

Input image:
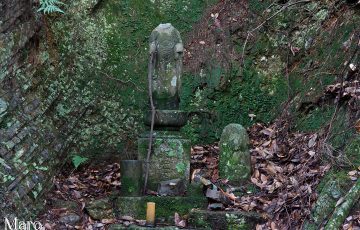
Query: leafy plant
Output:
[[175, 162, 186, 173], [71, 155, 89, 169], [38, 0, 65, 14]]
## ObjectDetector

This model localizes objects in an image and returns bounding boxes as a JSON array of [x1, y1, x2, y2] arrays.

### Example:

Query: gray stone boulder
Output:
[[157, 178, 185, 196], [219, 124, 251, 185], [59, 213, 81, 226]]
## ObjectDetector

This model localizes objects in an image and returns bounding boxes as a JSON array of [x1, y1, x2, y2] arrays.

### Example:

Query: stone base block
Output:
[[188, 210, 265, 230], [109, 225, 179, 230], [115, 196, 206, 221], [138, 134, 190, 191]]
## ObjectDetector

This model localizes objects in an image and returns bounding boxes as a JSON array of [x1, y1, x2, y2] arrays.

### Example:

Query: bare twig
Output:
[[101, 71, 144, 91], [143, 50, 156, 195]]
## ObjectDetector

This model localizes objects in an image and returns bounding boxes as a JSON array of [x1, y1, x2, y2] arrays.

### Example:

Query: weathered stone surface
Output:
[[304, 177, 350, 230], [59, 213, 81, 226], [115, 196, 206, 221], [311, 180, 342, 225], [138, 135, 190, 191], [219, 124, 251, 185], [325, 179, 360, 229], [86, 198, 114, 220], [120, 160, 143, 196], [188, 210, 265, 230], [149, 23, 183, 110], [144, 110, 188, 129], [109, 224, 179, 230], [157, 179, 185, 196]]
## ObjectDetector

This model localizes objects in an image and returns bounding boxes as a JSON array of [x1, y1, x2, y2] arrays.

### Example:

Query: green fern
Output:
[[71, 155, 88, 169], [38, 0, 65, 14]]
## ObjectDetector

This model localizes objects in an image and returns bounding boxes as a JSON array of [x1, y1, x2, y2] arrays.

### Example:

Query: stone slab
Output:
[[188, 210, 265, 230], [109, 224, 179, 230], [115, 196, 207, 221], [138, 135, 190, 191]]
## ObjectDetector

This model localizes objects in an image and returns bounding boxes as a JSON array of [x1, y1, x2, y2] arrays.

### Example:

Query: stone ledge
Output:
[[115, 196, 207, 221], [188, 210, 265, 230], [109, 225, 179, 230]]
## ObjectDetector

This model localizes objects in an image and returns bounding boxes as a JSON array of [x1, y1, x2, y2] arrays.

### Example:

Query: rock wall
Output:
[[0, 0, 102, 221]]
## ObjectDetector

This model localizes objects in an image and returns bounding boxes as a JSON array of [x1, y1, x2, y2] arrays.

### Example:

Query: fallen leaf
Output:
[[348, 170, 357, 176], [308, 151, 315, 157], [308, 134, 317, 148], [101, 219, 116, 224]]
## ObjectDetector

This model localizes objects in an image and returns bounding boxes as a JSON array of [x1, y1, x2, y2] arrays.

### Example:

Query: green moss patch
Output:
[[115, 196, 207, 220]]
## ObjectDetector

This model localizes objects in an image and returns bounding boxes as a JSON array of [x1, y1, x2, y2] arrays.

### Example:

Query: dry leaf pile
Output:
[[53, 162, 121, 200], [191, 144, 220, 182], [38, 163, 121, 229], [343, 212, 360, 230], [241, 121, 331, 229], [191, 121, 331, 229]]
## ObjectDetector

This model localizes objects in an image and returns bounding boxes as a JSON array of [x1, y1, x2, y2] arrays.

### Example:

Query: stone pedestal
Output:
[[138, 132, 190, 192]]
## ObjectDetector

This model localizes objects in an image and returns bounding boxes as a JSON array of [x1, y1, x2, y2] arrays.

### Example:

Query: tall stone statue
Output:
[[139, 24, 190, 193], [149, 23, 183, 110]]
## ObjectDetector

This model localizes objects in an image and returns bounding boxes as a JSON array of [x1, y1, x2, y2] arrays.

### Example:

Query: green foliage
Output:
[[38, 0, 65, 14], [71, 155, 88, 169], [175, 162, 187, 173], [316, 169, 352, 193], [181, 59, 288, 144], [344, 136, 360, 168], [249, 0, 270, 13], [294, 106, 336, 132]]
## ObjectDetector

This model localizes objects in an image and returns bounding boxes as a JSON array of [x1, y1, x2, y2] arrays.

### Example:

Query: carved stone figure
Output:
[[219, 123, 251, 185], [149, 23, 183, 110]]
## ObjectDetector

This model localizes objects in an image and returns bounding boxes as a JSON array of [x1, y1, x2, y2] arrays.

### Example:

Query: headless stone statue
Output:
[[149, 23, 183, 110]]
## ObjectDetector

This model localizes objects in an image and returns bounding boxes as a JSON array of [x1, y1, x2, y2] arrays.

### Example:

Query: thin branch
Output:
[[250, 0, 311, 34], [143, 51, 156, 195], [101, 71, 144, 91], [241, 0, 311, 66]]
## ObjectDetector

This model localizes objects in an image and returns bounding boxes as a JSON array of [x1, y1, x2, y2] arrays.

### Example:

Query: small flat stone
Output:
[[59, 213, 81, 226], [121, 215, 134, 221], [157, 179, 185, 196], [208, 203, 224, 210]]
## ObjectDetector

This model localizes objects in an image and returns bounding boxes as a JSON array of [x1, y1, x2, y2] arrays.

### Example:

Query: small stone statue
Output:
[[219, 123, 251, 185], [149, 23, 183, 110]]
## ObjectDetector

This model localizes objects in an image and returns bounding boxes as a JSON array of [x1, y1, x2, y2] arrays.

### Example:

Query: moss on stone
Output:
[[188, 210, 264, 230], [138, 136, 190, 191], [306, 170, 353, 228], [115, 196, 207, 221]]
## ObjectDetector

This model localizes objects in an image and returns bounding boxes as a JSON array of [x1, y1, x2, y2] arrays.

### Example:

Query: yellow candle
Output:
[[146, 202, 156, 226]]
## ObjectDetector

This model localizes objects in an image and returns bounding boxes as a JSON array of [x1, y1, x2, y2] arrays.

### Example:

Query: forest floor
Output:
[[37, 0, 360, 229], [37, 119, 360, 229]]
